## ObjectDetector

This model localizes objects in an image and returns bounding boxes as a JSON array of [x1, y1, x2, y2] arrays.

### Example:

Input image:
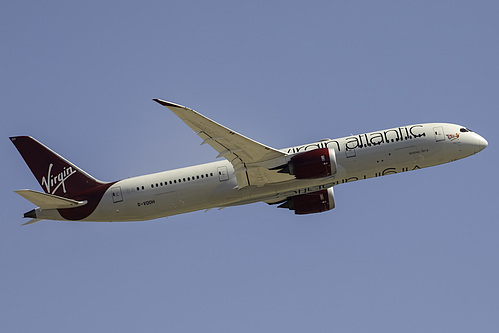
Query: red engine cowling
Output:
[[278, 188, 335, 215], [289, 148, 337, 179]]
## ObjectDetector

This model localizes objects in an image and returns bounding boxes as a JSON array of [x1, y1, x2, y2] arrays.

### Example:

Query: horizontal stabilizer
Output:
[[14, 189, 87, 209], [22, 218, 44, 226]]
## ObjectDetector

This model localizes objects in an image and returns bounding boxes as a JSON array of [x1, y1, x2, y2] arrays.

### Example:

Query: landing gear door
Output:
[[218, 166, 229, 181], [434, 126, 445, 142]]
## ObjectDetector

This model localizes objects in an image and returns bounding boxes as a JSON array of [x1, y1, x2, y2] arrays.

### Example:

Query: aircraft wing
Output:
[[153, 99, 290, 188]]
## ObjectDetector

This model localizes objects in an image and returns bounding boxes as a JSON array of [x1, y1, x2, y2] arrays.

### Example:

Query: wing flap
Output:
[[15, 190, 88, 209]]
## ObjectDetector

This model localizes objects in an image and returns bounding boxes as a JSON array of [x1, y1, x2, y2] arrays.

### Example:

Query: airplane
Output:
[[11, 99, 488, 225]]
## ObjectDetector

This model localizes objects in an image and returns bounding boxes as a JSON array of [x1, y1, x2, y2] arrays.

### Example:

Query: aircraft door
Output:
[[111, 187, 123, 203], [434, 126, 445, 142], [218, 166, 229, 181]]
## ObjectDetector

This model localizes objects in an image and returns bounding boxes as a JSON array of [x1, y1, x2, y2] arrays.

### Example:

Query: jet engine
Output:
[[278, 187, 335, 215], [277, 148, 337, 179]]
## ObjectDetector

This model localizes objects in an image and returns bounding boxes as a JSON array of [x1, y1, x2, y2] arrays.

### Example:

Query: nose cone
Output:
[[458, 131, 488, 157], [477, 135, 488, 153]]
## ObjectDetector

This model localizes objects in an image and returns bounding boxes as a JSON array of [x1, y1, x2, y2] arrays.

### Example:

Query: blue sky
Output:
[[1, 1, 497, 332]]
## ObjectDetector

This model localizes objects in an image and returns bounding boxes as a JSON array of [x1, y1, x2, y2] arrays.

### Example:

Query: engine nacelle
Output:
[[288, 148, 337, 179], [278, 187, 335, 215]]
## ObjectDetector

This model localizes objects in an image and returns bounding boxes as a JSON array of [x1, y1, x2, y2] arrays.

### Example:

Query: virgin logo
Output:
[[41, 163, 77, 194]]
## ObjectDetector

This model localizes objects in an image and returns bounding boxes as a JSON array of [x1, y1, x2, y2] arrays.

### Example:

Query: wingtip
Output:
[[153, 99, 185, 108], [152, 98, 168, 106]]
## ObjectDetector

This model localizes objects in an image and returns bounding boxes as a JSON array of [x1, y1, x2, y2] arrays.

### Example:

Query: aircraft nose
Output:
[[477, 135, 488, 152]]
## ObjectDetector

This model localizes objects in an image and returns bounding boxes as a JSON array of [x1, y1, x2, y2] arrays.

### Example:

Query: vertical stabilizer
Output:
[[10, 136, 106, 198]]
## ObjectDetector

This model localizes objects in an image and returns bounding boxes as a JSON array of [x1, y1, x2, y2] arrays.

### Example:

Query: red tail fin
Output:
[[10, 136, 106, 198]]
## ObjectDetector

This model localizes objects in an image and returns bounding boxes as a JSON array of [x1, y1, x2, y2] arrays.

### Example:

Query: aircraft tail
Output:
[[10, 136, 107, 198]]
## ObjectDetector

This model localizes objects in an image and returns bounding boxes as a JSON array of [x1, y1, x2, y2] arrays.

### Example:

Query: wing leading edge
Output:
[[153, 99, 290, 188]]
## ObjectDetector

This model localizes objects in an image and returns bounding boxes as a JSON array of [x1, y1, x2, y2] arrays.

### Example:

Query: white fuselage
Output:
[[36, 122, 486, 222]]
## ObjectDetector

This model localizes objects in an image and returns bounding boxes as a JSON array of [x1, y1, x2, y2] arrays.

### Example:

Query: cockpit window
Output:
[[460, 128, 468, 132]]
